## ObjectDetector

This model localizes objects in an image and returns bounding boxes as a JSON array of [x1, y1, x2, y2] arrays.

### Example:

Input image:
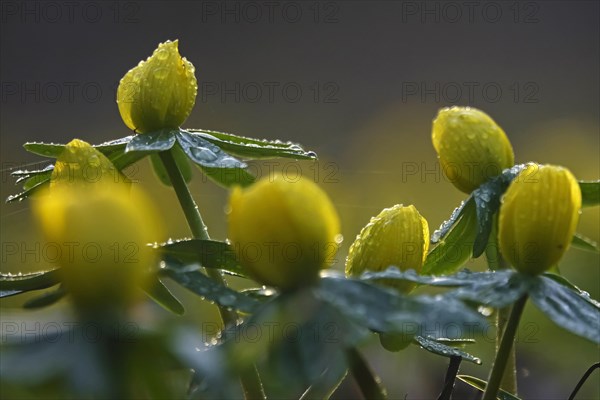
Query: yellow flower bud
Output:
[[117, 40, 197, 134], [345, 205, 429, 293], [498, 164, 581, 275], [49, 139, 124, 188], [432, 106, 514, 193], [34, 144, 163, 312], [228, 175, 341, 291]]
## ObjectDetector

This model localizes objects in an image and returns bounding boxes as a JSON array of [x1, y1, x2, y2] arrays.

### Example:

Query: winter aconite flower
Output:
[[228, 175, 341, 291], [117, 40, 197, 134], [498, 163, 581, 275], [345, 204, 429, 293], [432, 106, 514, 193], [49, 139, 125, 188], [34, 140, 163, 312]]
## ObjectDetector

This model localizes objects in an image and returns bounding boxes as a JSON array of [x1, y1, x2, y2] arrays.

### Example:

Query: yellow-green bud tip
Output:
[[227, 175, 341, 291], [345, 204, 429, 293], [498, 163, 581, 275], [117, 39, 197, 134], [432, 106, 514, 193]]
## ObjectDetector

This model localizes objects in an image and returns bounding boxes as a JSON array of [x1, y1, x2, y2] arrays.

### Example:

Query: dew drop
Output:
[[156, 49, 169, 61], [153, 67, 169, 80], [218, 293, 236, 306]]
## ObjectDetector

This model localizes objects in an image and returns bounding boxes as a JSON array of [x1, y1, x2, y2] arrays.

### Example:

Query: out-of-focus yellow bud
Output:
[[432, 106, 514, 193], [345, 204, 429, 293], [228, 175, 341, 291], [33, 143, 163, 312], [49, 139, 125, 188], [117, 40, 197, 134], [498, 163, 581, 275]]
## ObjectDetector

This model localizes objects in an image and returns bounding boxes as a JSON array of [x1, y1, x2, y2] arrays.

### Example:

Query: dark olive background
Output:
[[1, 1, 598, 399]]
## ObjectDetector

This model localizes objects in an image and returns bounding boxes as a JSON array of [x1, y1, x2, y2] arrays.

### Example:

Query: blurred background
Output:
[[1, 1, 598, 399]]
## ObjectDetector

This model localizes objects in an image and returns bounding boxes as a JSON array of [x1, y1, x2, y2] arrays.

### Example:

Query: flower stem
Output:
[[158, 149, 266, 400], [345, 347, 387, 400], [482, 295, 527, 400], [485, 216, 517, 395]]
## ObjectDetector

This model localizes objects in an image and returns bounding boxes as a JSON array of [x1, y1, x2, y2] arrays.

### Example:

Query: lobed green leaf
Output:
[[187, 129, 317, 160], [413, 335, 481, 364], [157, 239, 247, 278], [528, 276, 600, 343], [423, 199, 478, 275], [0, 270, 61, 298], [160, 265, 259, 313]]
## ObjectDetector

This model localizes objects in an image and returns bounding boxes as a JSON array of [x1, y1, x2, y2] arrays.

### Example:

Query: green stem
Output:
[[158, 149, 265, 400], [345, 347, 387, 400], [485, 216, 517, 395], [482, 295, 527, 400], [158, 150, 209, 241]]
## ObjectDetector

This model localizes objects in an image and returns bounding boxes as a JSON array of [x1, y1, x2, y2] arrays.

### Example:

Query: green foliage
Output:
[[457, 375, 522, 400], [3, 92, 599, 400]]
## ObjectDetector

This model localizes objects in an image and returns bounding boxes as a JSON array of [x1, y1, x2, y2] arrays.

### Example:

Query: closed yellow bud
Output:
[[49, 139, 124, 188], [117, 40, 197, 134], [34, 142, 163, 312], [498, 164, 581, 275], [228, 175, 341, 291], [345, 205, 429, 293], [432, 106, 514, 193]]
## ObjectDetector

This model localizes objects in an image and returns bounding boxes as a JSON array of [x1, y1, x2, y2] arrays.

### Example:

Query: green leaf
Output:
[[125, 129, 177, 153], [414, 336, 481, 364], [299, 360, 348, 400], [8, 136, 146, 203], [177, 130, 247, 170], [187, 129, 317, 160], [529, 275, 600, 343], [457, 375, 522, 400], [160, 265, 259, 313], [158, 239, 247, 278], [23, 142, 65, 158], [423, 199, 478, 275], [196, 164, 255, 188], [471, 165, 526, 257], [241, 287, 279, 302], [6, 178, 50, 203], [260, 296, 356, 392], [149, 144, 193, 186], [542, 272, 585, 293], [0, 270, 61, 297], [317, 274, 487, 336], [23, 286, 66, 309], [360, 268, 532, 308], [144, 277, 185, 315], [571, 233, 599, 253], [579, 180, 600, 207], [176, 291, 362, 400]]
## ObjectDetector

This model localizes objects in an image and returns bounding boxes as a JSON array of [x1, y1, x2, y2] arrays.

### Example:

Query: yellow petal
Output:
[[34, 152, 163, 311], [49, 139, 124, 188], [228, 174, 340, 291], [432, 106, 514, 193], [498, 163, 581, 275], [117, 40, 197, 133], [345, 204, 429, 293]]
